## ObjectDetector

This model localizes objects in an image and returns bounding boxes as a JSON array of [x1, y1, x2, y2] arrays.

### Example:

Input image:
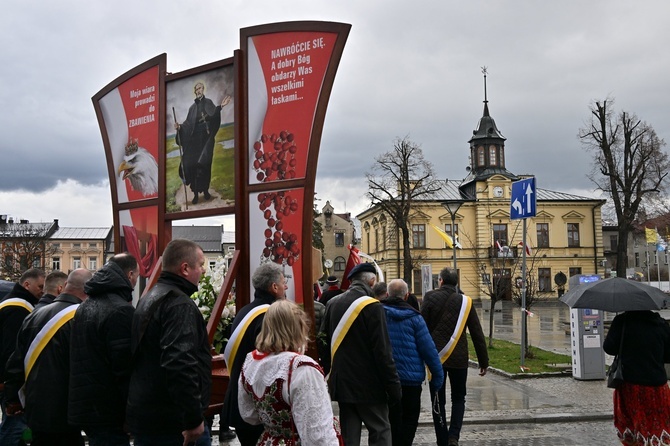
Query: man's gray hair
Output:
[[351, 271, 376, 283], [387, 279, 408, 299], [252, 262, 284, 291]]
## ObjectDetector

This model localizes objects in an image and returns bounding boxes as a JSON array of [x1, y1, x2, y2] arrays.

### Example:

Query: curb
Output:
[[417, 411, 613, 426]]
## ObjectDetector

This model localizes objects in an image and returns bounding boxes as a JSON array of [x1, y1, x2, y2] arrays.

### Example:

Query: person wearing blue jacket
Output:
[[382, 279, 444, 446]]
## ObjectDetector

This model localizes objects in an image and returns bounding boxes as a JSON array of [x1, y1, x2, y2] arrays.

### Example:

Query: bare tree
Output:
[[0, 223, 56, 280], [579, 99, 670, 278], [366, 137, 442, 288]]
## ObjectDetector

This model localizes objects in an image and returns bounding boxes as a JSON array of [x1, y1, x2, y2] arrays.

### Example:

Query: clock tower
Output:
[[460, 68, 518, 200]]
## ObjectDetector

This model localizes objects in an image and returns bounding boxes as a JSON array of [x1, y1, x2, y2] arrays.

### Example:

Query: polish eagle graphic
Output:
[[117, 139, 158, 196]]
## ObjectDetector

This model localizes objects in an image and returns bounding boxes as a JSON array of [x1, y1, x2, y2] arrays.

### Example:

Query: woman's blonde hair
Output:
[[256, 300, 310, 353]]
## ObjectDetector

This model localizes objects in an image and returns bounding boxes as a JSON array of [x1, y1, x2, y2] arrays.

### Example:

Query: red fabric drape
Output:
[[122, 225, 158, 278]]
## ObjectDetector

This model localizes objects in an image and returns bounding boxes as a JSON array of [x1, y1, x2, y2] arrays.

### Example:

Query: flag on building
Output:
[[645, 227, 658, 244], [430, 225, 461, 249], [518, 241, 532, 256]]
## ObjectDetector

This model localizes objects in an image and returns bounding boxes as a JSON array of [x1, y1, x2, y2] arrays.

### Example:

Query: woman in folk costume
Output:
[[238, 300, 340, 446], [603, 310, 670, 445]]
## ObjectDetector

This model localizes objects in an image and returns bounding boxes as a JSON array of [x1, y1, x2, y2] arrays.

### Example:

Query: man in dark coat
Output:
[[319, 275, 343, 305], [0, 267, 45, 445], [126, 239, 211, 445], [4, 269, 92, 446], [35, 270, 67, 310], [175, 82, 232, 204], [220, 262, 287, 446], [69, 253, 139, 446], [320, 263, 401, 446], [421, 268, 489, 446]]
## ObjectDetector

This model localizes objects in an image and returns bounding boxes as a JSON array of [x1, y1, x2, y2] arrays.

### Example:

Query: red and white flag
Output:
[[518, 242, 532, 256], [495, 240, 503, 252]]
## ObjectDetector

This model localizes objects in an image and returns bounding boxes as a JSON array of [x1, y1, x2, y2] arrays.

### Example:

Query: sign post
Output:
[[510, 177, 536, 367]]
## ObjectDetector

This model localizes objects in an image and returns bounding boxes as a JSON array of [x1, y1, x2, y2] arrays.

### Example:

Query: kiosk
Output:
[[568, 274, 606, 380]]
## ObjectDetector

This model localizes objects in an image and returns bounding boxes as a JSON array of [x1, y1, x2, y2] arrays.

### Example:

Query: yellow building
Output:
[[358, 100, 605, 300]]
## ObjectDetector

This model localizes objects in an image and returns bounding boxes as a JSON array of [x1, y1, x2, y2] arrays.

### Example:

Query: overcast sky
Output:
[[1, 0, 669, 229]]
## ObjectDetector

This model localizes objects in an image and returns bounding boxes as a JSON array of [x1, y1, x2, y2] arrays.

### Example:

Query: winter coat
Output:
[[4, 294, 82, 432], [221, 288, 276, 429], [68, 261, 135, 427], [383, 297, 444, 388], [604, 311, 670, 386], [421, 284, 489, 370], [319, 280, 401, 404], [126, 272, 211, 434], [0, 283, 38, 381]]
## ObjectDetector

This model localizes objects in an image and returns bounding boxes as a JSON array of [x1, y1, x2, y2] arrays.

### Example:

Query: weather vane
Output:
[[481, 66, 488, 104]]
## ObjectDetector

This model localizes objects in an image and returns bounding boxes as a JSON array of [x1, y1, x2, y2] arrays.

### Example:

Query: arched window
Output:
[[478, 147, 485, 166], [334, 256, 346, 272], [489, 145, 497, 165]]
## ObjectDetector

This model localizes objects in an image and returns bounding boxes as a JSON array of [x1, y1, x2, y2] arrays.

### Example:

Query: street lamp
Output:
[[442, 199, 464, 272]]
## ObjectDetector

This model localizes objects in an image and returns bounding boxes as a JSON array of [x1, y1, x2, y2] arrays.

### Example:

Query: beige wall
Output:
[[358, 177, 605, 299]]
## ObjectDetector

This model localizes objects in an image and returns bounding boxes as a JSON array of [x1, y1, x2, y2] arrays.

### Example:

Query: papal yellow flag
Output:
[[645, 228, 658, 244]]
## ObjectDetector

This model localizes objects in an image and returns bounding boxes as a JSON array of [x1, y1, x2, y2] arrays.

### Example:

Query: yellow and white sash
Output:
[[223, 304, 270, 368], [330, 296, 378, 361], [437, 294, 472, 364], [0, 298, 34, 313], [24, 304, 79, 378]]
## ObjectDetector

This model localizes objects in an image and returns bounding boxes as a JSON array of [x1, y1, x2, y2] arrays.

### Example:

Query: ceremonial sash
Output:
[[223, 304, 269, 368], [24, 304, 79, 378], [437, 294, 472, 364], [330, 296, 377, 361], [0, 298, 34, 313]]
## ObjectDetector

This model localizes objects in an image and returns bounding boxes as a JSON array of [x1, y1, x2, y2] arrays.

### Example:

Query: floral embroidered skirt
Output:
[[613, 382, 670, 445]]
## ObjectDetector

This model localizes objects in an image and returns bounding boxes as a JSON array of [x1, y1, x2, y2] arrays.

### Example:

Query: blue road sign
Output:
[[510, 177, 536, 220]]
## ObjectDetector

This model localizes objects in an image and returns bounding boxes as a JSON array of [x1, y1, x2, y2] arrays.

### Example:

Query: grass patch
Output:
[[467, 334, 571, 375]]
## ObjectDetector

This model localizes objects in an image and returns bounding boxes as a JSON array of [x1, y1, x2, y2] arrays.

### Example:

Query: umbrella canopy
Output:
[[560, 277, 669, 312]]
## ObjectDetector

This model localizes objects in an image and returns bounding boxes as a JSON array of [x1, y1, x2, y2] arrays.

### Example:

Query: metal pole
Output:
[[452, 214, 457, 272], [521, 218, 527, 367]]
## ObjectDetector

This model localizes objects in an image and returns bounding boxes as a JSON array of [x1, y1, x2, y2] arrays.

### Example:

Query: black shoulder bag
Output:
[[607, 317, 625, 389]]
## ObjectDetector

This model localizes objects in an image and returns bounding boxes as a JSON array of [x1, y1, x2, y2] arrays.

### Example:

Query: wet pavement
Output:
[[212, 299, 629, 445]]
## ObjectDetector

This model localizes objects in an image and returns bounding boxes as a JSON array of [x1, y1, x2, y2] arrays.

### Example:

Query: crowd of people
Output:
[[6, 247, 662, 446], [0, 251, 492, 446]]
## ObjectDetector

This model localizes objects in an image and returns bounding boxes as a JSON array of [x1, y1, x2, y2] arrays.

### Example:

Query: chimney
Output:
[[0, 215, 6, 224]]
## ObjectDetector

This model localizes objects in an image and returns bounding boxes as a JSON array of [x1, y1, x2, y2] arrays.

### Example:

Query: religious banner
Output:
[[94, 55, 164, 204], [165, 59, 236, 218], [241, 22, 350, 304]]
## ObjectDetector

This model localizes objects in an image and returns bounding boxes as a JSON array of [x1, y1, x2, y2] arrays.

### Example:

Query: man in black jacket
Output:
[[422, 268, 488, 446], [126, 239, 211, 446], [4, 268, 92, 446], [0, 267, 45, 445], [220, 262, 287, 446], [320, 263, 401, 446], [35, 270, 67, 310], [69, 253, 139, 446]]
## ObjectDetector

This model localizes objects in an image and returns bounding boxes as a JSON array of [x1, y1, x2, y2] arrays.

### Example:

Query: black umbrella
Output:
[[560, 277, 669, 312]]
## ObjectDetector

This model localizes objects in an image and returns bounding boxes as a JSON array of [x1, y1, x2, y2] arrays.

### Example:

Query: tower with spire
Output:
[[460, 67, 518, 199]]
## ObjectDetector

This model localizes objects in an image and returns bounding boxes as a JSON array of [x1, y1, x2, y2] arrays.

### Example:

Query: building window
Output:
[[445, 223, 459, 248], [51, 243, 60, 249], [89, 242, 97, 248], [412, 269, 422, 294], [374, 228, 379, 252], [412, 224, 426, 248], [493, 224, 508, 247], [88, 257, 97, 270], [489, 146, 497, 165], [609, 235, 618, 252], [227, 246, 235, 252], [538, 268, 551, 292], [334, 232, 344, 247], [52, 257, 60, 271], [334, 256, 346, 272], [536, 223, 549, 249], [32, 258, 40, 268], [635, 252, 640, 267], [569, 267, 582, 277], [73, 257, 81, 269], [209, 260, 217, 270], [478, 147, 485, 166], [73, 243, 81, 248], [381, 226, 386, 251], [567, 223, 580, 248]]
